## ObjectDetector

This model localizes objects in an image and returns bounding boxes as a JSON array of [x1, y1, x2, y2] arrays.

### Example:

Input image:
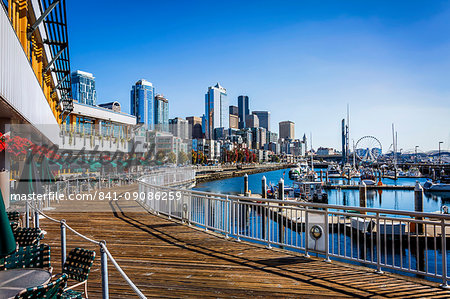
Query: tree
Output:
[[178, 151, 188, 164], [168, 151, 177, 164], [191, 150, 197, 164], [156, 150, 167, 164]]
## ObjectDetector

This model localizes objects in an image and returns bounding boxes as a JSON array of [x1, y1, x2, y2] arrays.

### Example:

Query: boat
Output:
[[327, 164, 341, 178], [404, 167, 421, 177], [291, 181, 328, 202], [360, 169, 376, 185], [423, 176, 450, 192], [288, 167, 301, 180]]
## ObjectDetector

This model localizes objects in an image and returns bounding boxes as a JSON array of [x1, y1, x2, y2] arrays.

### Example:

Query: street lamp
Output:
[[439, 141, 443, 164], [415, 146, 419, 164]]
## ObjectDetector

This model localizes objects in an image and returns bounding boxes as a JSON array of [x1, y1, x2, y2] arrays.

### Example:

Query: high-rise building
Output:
[[186, 116, 203, 139], [205, 83, 228, 139], [238, 95, 249, 129], [229, 105, 238, 116], [245, 114, 259, 128], [169, 117, 189, 140], [252, 111, 270, 131], [71, 70, 97, 106], [130, 79, 155, 128], [229, 114, 239, 129], [279, 121, 295, 139], [154, 94, 169, 132]]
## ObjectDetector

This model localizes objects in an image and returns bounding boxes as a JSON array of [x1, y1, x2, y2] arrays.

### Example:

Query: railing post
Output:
[[25, 199, 30, 228], [375, 212, 383, 274], [226, 195, 230, 239], [60, 220, 67, 270], [100, 241, 109, 299], [441, 219, 449, 289], [34, 207, 39, 228], [305, 207, 310, 258], [324, 208, 331, 262]]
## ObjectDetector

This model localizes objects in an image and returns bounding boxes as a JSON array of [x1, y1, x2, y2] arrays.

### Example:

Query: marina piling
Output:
[[244, 174, 249, 196], [261, 176, 267, 199], [414, 182, 424, 234], [359, 182, 367, 213], [320, 170, 323, 182]]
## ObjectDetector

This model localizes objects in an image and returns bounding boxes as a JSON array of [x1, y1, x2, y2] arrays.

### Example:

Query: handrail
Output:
[[138, 178, 450, 220], [137, 169, 450, 288], [27, 202, 147, 298]]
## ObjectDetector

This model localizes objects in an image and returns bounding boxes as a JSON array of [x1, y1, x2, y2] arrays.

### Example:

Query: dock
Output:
[[37, 185, 450, 298]]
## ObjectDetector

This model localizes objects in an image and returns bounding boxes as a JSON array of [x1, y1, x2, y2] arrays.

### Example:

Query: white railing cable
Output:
[[100, 244, 146, 299], [27, 202, 147, 298]]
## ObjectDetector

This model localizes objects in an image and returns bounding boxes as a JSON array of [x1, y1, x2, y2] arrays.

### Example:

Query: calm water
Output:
[[194, 168, 450, 213]]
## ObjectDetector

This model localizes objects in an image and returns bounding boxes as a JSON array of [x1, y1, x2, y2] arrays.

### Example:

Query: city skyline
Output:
[[67, 0, 450, 151]]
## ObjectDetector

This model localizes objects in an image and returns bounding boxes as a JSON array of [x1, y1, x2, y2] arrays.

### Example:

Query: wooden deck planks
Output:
[[35, 195, 450, 298]]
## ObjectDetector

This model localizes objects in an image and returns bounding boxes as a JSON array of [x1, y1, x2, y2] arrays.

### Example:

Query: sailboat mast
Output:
[[392, 123, 396, 169]]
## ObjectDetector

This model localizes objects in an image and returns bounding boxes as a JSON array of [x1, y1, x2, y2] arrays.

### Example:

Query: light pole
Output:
[[439, 141, 443, 164], [415, 146, 419, 164]]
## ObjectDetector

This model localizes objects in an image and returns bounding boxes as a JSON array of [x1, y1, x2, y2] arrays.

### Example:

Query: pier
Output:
[[39, 189, 450, 298]]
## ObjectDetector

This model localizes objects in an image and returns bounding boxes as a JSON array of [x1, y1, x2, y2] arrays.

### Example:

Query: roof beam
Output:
[[27, 0, 62, 39], [51, 73, 70, 96], [43, 46, 66, 74]]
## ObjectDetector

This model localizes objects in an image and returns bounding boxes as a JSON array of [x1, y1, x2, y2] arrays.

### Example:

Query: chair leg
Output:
[[85, 281, 88, 298]]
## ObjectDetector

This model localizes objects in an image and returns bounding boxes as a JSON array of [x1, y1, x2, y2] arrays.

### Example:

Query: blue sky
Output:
[[67, 0, 450, 151]]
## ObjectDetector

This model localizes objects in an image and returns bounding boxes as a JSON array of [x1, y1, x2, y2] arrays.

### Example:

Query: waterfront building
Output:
[[71, 70, 97, 106], [279, 121, 295, 139], [61, 101, 137, 152], [238, 95, 249, 129], [187, 116, 203, 139], [259, 127, 267, 148], [205, 83, 228, 139], [169, 117, 189, 140], [252, 111, 270, 131], [246, 114, 259, 128], [154, 94, 169, 132], [267, 131, 278, 144], [98, 101, 121, 112], [131, 79, 155, 128], [251, 127, 261, 150]]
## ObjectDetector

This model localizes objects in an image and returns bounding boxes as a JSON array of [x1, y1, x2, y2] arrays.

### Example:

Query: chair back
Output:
[[7, 211, 20, 222], [14, 273, 67, 299], [0, 244, 51, 270], [63, 248, 96, 282], [13, 227, 43, 246]]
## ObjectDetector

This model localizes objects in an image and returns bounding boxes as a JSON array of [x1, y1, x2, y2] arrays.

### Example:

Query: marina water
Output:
[[194, 168, 450, 281]]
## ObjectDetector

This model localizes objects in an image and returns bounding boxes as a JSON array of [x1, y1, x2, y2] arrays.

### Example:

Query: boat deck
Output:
[[37, 185, 450, 298]]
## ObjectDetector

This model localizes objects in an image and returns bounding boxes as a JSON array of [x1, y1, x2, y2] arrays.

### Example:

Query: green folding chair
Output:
[[0, 244, 52, 273], [61, 248, 96, 299], [14, 273, 67, 299]]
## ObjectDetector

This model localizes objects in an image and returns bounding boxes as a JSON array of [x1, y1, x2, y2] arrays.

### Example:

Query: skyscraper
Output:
[[169, 117, 189, 139], [130, 79, 155, 128], [187, 116, 203, 139], [71, 70, 97, 106], [229, 105, 239, 129], [205, 83, 228, 139], [279, 121, 295, 139], [154, 94, 169, 132], [238, 95, 249, 129], [246, 114, 259, 128], [252, 111, 270, 131]]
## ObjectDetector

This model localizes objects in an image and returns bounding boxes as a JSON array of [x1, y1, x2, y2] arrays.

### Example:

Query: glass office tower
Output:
[[252, 111, 271, 131], [71, 70, 97, 106], [154, 94, 169, 132], [130, 79, 155, 129], [238, 95, 249, 129], [205, 83, 228, 139]]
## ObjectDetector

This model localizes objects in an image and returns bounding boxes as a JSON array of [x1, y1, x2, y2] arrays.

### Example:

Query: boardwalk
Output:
[[38, 185, 450, 298]]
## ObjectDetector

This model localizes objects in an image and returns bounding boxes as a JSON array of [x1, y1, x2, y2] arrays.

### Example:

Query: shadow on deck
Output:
[[39, 197, 450, 298]]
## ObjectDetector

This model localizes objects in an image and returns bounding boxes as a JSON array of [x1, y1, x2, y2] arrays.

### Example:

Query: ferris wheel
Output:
[[355, 136, 382, 162]]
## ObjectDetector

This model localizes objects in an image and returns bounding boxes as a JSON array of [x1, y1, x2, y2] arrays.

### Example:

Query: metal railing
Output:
[[138, 171, 450, 288], [27, 202, 146, 298]]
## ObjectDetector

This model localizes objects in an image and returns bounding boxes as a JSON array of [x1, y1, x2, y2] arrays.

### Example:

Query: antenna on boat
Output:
[[310, 132, 313, 170]]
